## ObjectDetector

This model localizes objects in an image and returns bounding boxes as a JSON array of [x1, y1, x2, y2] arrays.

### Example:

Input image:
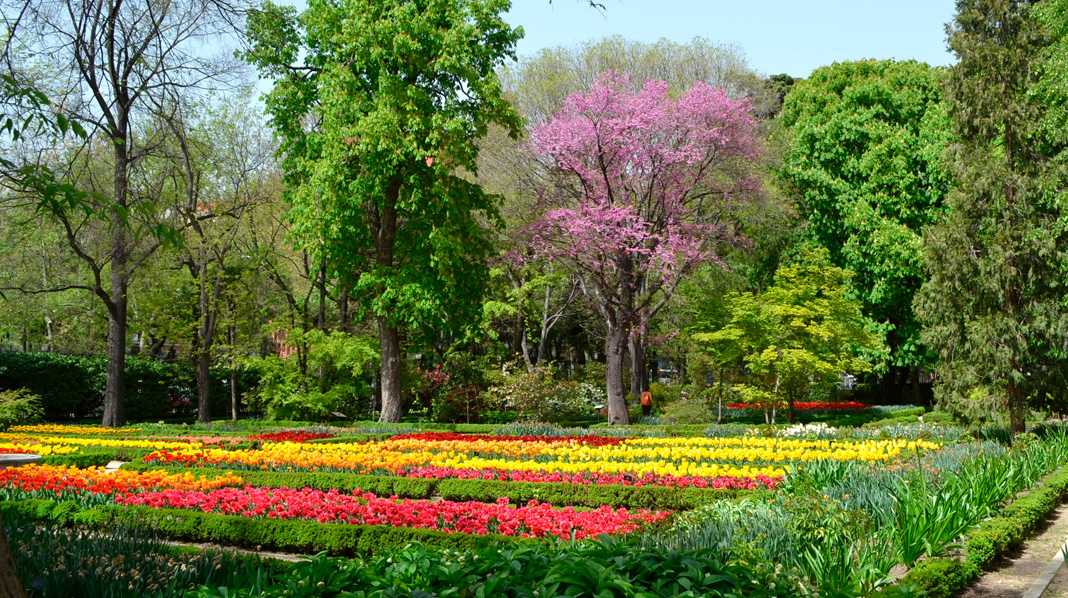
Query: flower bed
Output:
[[389, 432, 625, 446], [143, 436, 939, 485], [726, 401, 873, 411], [114, 486, 667, 539], [0, 464, 242, 502], [249, 431, 335, 443]]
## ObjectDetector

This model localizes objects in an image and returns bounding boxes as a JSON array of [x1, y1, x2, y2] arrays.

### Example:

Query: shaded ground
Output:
[[959, 500, 1068, 598]]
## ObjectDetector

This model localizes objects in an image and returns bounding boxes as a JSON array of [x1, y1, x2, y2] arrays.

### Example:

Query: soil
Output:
[[959, 500, 1068, 598]]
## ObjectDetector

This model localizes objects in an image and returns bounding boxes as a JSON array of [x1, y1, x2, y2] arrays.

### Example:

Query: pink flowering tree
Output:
[[526, 73, 763, 424]]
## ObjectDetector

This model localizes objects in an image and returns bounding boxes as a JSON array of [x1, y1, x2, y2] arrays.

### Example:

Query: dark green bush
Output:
[[0, 351, 257, 421], [876, 558, 977, 598], [44, 447, 155, 468]]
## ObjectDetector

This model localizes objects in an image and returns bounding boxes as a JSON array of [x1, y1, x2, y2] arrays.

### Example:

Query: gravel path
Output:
[[959, 500, 1068, 598]]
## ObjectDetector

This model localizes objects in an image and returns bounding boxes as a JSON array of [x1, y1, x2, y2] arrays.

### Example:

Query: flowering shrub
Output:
[[487, 363, 597, 423], [249, 431, 335, 443], [115, 486, 668, 539]]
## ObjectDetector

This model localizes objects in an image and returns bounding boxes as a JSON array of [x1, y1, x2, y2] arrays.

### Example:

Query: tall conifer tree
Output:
[[915, 0, 1068, 433]]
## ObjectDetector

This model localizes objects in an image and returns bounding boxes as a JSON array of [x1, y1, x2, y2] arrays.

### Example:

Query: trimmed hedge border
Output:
[[871, 466, 1068, 598], [42, 447, 155, 468], [119, 461, 753, 510], [0, 499, 540, 556]]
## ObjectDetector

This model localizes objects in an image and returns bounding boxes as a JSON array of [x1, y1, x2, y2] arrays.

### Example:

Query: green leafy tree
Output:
[[915, 0, 1068, 433], [695, 248, 884, 423], [779, 60, 952, 394], [244, 0, 523, 422]]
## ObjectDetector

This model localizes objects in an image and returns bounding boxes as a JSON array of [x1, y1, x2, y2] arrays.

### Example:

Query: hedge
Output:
[[42, 447, 155, 468], [872, 465, 1068, 598], [0, 351, 257, 421], [119, 461, 746, 510], [0, 499, 541, 556], [434, 478, 755, 510]]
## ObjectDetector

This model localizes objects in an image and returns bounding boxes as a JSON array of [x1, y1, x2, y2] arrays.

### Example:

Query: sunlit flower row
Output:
[[0, 464, 242, 503], [144, 435, 939, 481], [116, 486, 667, 539], [0, 433, 200, 453], [8, 424, 141, 435]]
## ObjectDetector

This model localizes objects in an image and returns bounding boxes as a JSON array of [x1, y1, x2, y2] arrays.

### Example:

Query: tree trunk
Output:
[[605, 324, 630, 425], [628, 335, 647, 400], [911, 367, 925, 408], [339, 289, 350, 333], [101, 136, 129, 428], [374, 181, 403, 423], [196, 350, 212, 424], [0, 511, 25, 598], [101, 280, 127, 428], [1008, 378, 1026, 436], [378, 316, 403, 423], [229, 324, 238, 420]]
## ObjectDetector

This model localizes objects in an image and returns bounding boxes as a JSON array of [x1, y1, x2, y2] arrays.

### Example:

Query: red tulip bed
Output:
[[726, 401, 873, 411], [389, 431, 626, 446], [115, 486, 668, 538], [345, 466, 780, 490], [248, 431, 336, 443]]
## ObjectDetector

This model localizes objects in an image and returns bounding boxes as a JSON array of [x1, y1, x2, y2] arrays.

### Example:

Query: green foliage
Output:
[[877, 558, 978, 598], [916, 0, 1068, 431], [434, 478, 755, 511], [486, 362, 598, 423], [244, 0, 522, 347], [0, 388, 42, 427], [4, 510, 273, 598], [72, 504, 540, 556], [44, 447, 154, 468], [660, 396, 718, 425], [244, 329, 377, 421], [0, 351, 251, 421], [191, 537, 803, 598], [695, 247, 885, 422], [779, 59, 952, 370]]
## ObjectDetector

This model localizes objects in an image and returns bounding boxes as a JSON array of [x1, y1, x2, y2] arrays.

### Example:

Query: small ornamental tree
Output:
[[696, 247, 885, 424], [526, 73, 763, 424]]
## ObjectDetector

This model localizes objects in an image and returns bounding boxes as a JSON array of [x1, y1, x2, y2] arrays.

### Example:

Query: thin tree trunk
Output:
[[102, 137, 129, 428], [1009, 378, 1025, 436], [197, 350, 212, 424], [628, 335, 647, 400], [605, 324, 630, 425], [378, 316, 403, 422]]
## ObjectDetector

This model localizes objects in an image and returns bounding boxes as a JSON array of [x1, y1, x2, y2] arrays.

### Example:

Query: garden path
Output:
[[959, 500, 1068, 598]]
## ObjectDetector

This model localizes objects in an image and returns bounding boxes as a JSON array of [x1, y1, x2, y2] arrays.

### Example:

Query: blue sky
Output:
[[504, 0, 957, 77]]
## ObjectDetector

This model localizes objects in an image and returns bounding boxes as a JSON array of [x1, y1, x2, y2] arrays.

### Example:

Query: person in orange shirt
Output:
[[640, 390, 652, 417]]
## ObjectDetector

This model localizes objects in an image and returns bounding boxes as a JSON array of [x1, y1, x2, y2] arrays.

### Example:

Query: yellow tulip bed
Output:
[[143, 432, 941, 486], [8, 424, 141, 435], [0, 433, 201, 457]]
